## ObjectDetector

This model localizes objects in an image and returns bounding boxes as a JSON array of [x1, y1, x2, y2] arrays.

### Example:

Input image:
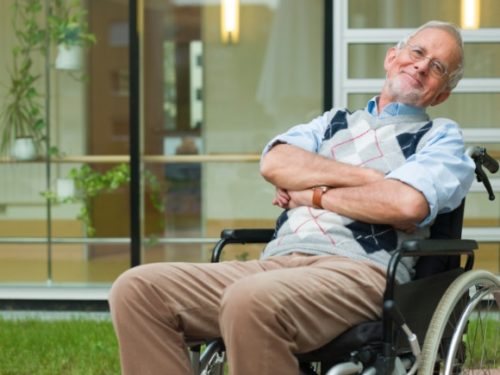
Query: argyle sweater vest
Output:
[[262, 108, 440, 283]]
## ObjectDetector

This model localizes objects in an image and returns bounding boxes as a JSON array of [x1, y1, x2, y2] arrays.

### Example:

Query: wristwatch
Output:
[[312, 186, 329, 209]]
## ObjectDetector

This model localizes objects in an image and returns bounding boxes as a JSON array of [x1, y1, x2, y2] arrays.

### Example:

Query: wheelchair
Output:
[[189, 146, 500, 375]]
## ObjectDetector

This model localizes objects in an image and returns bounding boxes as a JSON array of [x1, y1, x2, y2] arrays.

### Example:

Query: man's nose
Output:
[[413, 58, 431, 74]]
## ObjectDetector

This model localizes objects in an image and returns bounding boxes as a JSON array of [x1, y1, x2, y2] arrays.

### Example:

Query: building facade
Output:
[[0, 0, 498, 291]]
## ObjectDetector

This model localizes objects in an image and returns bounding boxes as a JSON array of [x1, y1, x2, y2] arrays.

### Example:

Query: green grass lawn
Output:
[[0, 315, 496, 374], [465, 317, 499, 369], [0, 317, 120, 375]]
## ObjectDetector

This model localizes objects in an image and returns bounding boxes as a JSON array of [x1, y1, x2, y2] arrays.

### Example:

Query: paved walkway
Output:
[[0, 310, 111, 321]]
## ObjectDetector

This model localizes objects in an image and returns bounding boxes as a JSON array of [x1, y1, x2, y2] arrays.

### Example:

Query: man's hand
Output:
[[272, 188, 314, 209], [276, 188, 421, 233], [272, 188, 291, 209], [287, 189, 314, 209]]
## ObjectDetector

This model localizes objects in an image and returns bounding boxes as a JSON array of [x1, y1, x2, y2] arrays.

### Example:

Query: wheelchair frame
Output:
[[189, 147, 500, 375]]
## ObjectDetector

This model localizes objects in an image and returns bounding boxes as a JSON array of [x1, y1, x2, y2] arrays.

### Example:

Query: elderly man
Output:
[[109, 20, 474, 375]]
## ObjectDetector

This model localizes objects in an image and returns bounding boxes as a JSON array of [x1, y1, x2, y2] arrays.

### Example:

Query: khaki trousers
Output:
[[109, 254, 386, 375]]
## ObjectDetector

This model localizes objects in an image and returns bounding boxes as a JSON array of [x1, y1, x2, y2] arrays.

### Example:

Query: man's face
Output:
[[382, 28, 461, 108]]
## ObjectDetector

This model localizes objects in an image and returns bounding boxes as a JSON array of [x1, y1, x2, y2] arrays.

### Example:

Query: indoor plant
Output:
[[1, 0, 97, 158], [44, 163, 165, 236], [1, 0, 46, 159], [49, 0, 96, 70]]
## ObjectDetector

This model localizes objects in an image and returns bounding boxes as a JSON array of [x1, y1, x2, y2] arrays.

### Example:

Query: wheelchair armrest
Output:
[[212, 228, 275, 263], [385, 238, 477, 299], [399, 239, 477, 255], [220, 229, 275, 243]]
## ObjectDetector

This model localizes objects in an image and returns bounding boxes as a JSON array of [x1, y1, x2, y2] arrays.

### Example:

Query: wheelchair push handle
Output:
[[466, 146, 499, 201], [467, 146, 499, 173]]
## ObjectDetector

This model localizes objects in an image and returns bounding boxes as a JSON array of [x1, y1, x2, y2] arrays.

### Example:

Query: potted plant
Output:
[[43, 163, 165, 236], [1, 0, 46, 160], [49, 0, 96, 70]]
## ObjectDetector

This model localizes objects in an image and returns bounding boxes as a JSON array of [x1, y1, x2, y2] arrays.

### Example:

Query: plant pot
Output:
[[57, 178, 76, 200], [55, 44, 83, 70], [12, 137, 37, 161]]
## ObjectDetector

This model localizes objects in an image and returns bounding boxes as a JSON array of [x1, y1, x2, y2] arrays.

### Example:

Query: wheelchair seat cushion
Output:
[[296, 321, 382, 363]]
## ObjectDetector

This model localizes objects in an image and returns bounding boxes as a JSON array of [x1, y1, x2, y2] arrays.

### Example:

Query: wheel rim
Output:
[[420, 271, 500, 375], [435, 285, 499, 374]]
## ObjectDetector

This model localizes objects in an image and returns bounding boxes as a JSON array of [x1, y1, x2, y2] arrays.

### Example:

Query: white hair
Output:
[[396, 21, 464, 90]]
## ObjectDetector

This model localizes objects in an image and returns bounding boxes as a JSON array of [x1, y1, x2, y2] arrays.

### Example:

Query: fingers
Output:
[[273, 188, 290, 208]]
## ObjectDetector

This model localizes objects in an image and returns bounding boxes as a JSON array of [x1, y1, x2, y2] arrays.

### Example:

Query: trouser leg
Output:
[[109, 255, 386, 375], [219, 255, 386, 375], [108, 259, 284, 375]]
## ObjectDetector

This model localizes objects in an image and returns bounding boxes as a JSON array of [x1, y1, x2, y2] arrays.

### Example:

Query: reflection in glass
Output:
[[348, 0, 500, 29], [163, 41, 177, 131], [428, 94, 500, 129], [142, 0, 324, 265], [464, 43, 500, 78], [0, 0, 326, 284], [348, 93, 378, 110], [348, 44, 391, 79]]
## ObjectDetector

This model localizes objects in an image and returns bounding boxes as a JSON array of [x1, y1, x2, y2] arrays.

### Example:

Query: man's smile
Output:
[[400, 70, 423, 88]]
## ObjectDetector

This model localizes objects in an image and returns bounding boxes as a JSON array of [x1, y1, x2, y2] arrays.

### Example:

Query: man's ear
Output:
[[383, 47, 398, 71], [430, 89, 451, 106]]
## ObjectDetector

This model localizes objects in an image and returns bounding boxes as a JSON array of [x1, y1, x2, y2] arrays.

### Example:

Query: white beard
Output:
[[385, 74, 423, 106]]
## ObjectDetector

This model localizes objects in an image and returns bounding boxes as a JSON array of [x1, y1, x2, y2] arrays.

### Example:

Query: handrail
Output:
[[0, 150, 498, 164], [1, 228, 500, 245], [0, 237, 220, 245], [0, 154, 261, 164]]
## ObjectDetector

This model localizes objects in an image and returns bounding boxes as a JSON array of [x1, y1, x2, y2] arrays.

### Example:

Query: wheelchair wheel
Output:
[[419, 270, 500, 375], [198, 339, 226, 375]]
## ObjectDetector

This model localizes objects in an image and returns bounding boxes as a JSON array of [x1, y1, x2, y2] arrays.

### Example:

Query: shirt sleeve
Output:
[[385, 121, 475, 227], [260, 110, 335, 158]]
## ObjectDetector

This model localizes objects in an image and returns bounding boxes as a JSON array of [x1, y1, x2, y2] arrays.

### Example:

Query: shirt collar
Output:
[[366, 96, 427, 118]]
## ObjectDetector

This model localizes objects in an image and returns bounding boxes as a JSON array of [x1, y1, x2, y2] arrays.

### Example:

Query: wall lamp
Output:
[[221, 0, 240, 44], [461, 0, 481, 29]]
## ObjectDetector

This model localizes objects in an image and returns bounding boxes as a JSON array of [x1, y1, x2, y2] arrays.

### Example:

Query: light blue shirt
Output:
[[262, 97, 475, 227]]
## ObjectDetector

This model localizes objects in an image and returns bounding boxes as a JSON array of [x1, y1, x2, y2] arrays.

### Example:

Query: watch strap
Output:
[[312, 186, 328, 209]]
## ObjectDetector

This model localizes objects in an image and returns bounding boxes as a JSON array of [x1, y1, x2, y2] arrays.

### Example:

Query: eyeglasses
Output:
[[405, 44, 449, 79]]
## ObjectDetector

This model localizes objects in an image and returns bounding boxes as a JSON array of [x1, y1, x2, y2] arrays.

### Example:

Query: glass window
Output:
[[427, 93, 500, 129], [348, 44, 391, 79], [0, 245, 47, 283], [348, 93, 378, 109], [348, 0, 500, 29], [473, 244, 499, 273], [465, 191, 500, 227], [464, 43, 500, 78], [141, 0, 325, 264], [0, 0, 325, 285]]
